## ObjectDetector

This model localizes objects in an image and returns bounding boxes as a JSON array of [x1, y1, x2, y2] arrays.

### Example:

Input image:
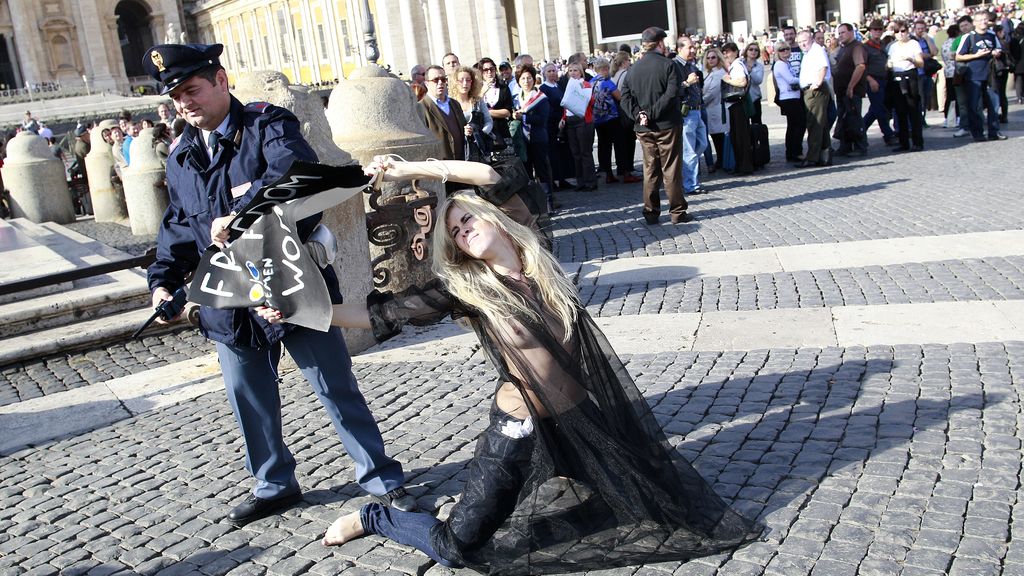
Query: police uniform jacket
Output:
[[148, 96, 344, 349]]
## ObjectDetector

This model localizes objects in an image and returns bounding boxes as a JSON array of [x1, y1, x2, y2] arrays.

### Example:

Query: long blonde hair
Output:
[[431, 193, 579, 340], [703, 47, 725, 74]]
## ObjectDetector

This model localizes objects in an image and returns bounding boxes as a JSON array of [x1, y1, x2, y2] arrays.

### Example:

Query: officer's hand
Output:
[[256, 306, 284, 324], [210, 213, 235, 248], [151, 287, 183, 324]]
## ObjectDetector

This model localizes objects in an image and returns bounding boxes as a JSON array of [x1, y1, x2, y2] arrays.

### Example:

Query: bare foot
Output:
[[322, 511, 365, 546]]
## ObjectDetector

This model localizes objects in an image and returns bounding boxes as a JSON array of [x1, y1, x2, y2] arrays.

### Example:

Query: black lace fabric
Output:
[[368, 279, 762, 575]]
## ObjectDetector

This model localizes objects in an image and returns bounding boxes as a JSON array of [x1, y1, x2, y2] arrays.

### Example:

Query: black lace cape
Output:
[[367, 279, 761, 575]]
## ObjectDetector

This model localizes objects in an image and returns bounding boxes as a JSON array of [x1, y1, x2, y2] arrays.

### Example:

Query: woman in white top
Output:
[[452, 65, 494, 162], [721, 42, 753, 174], [743, 42, 766, 124], [887, 22, 925, 151], [772, 40, 806, 162], [702, 47, 729, 172]]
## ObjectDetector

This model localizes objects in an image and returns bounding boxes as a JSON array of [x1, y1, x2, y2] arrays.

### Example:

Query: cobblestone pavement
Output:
[[0, 329, 211, 407], [0, 343, 1022, 576], [2, 106, 1024, 575]]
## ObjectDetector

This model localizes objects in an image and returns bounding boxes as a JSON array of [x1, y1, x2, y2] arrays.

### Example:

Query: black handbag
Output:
[[923, 57, 943, 76], [721, 78, 748, 103]]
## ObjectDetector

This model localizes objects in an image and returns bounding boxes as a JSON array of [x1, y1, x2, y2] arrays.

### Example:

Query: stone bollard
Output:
[[234, 70, 377, 353], [326, 64, 445, 294], [1, 131, 75, 224], [122, 127, 169, 236], [85, 125, 128, 222]]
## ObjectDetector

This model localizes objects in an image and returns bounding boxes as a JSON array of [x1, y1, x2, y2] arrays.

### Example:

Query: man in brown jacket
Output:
[[417, 65, 469, 160], [620, 27, 691, 225]]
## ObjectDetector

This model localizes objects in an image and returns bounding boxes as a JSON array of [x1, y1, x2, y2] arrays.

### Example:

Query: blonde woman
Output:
[[701, 47, 728, 171], [257, 170, 760, 573], [452, 65, 493, 162]]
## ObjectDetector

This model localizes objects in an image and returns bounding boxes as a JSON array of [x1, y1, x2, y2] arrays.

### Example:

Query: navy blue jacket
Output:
[[148, 96, 343, 348]]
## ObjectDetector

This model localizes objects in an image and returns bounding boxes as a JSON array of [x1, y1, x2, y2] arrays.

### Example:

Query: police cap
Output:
[[142, 43, 224, 95]]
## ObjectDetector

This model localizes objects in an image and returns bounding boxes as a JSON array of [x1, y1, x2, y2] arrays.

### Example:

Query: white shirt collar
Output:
[[201, 115, 231, 160]]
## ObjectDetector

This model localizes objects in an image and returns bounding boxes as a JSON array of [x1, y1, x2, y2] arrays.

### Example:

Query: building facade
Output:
[[0, 0, 990, 92], [0, 0, 185, 92], [189, 0, 592, 84]]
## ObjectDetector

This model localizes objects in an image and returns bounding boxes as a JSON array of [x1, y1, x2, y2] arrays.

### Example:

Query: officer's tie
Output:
[[208, 130, 221, 158]]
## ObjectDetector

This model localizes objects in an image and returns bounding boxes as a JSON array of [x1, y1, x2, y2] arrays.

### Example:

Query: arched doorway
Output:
[[115, 0, 154, 78]]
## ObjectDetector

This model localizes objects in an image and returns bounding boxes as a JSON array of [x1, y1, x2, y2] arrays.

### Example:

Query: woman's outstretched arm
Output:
[[255, 303, 370, 329], [366, 156, 500, 186]]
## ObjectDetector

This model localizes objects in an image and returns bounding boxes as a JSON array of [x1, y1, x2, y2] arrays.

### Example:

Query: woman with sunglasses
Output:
[[772, 40, 806, 162], [743, 42, 765, 124], [701, 47, 728, 172], [477, 57, 515, 145], [887, 22, 925, 151]]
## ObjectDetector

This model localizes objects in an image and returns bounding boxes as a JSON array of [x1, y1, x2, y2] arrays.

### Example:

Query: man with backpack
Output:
[[957, 11, 1008, 142]]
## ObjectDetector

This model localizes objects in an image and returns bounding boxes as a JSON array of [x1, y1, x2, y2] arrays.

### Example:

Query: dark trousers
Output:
[[614, 119, 637, 175], [803, 85, 832, 163], [942, 77, 958, 118], [709, 132, 726, 168], [835, 94, 867, 151], [636, 127, 687, 222], [778, 97, 807, 160], [525, 139, 554, 200], [965, 79, 1000, 139], [598, 118, 618, 175], [216, 326, 404, 499], [863, 77, 894, 139], [727, 103, 753, 174], [360, 408, 535, 568], [748, 99, 763, 124], [891, 77, 924, 147], [565, 116, 597, 186], [994, 73, 1009, 122]]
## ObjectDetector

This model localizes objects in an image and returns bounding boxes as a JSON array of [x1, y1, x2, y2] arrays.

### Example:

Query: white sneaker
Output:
[[942, 120, 949, 129], [953, 129, 969, 138]]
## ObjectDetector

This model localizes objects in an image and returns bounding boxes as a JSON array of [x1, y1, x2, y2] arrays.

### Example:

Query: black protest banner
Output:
[[188, 161, 373, 332]]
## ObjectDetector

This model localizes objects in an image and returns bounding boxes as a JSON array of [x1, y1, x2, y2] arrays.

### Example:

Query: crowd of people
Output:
[[405, 3, 1020, 224]]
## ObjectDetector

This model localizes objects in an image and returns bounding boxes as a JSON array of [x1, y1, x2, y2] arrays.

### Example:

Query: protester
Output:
[[257, 187, 760, 573]]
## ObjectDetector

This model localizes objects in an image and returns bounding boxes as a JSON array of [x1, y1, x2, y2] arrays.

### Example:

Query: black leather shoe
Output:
[[227, 492, 302, 526], [989, 133, 1008, 141], [643, 215, 660, 225], [671, 213, 694, 224], [375, 487, 417, 512]]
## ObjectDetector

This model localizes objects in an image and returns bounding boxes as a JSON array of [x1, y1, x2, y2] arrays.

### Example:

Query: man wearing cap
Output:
[[620, 27, 691, 225], [142, 42, 415, 526]]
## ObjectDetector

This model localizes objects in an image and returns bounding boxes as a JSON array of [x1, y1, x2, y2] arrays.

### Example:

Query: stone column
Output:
[[7, 3, 40, 86], [553, 0, 577, 59], [703, 0, 724, 35], [537, 0, 552, 62], [839, 0, 864, 26], [322, 0, 343, 79], [397, 0, 419, 74], [750, 0, 770, 34], [73, 0, 117, 92], [85, 126, 128, 223], [326, 65, 445, 313], [1, 132, 75, 224], [426, 0, 446, 62], [235, 70, 375, 352], [2, 34, 23, 87], [122, 128, 169, 236], [892, 0, 913, 16], [795, 0, 816, 27]]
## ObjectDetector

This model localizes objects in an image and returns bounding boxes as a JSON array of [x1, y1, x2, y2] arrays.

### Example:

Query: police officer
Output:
[[142, 43, 415, 525]]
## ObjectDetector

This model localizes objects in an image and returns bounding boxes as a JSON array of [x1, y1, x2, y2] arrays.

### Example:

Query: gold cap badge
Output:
[[151, 50, 166, 72]]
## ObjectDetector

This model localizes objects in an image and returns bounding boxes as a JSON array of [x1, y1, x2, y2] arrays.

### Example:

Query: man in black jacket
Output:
[[621, 27, 691, 225]]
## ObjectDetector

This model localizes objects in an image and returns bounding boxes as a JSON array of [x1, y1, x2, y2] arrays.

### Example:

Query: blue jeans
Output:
[[680, 110, 707, 193], [965, 80, 1000, 138], [216, 326, 405, 499], [360, 503, 460, 567], [863, 77, 894, 139]]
